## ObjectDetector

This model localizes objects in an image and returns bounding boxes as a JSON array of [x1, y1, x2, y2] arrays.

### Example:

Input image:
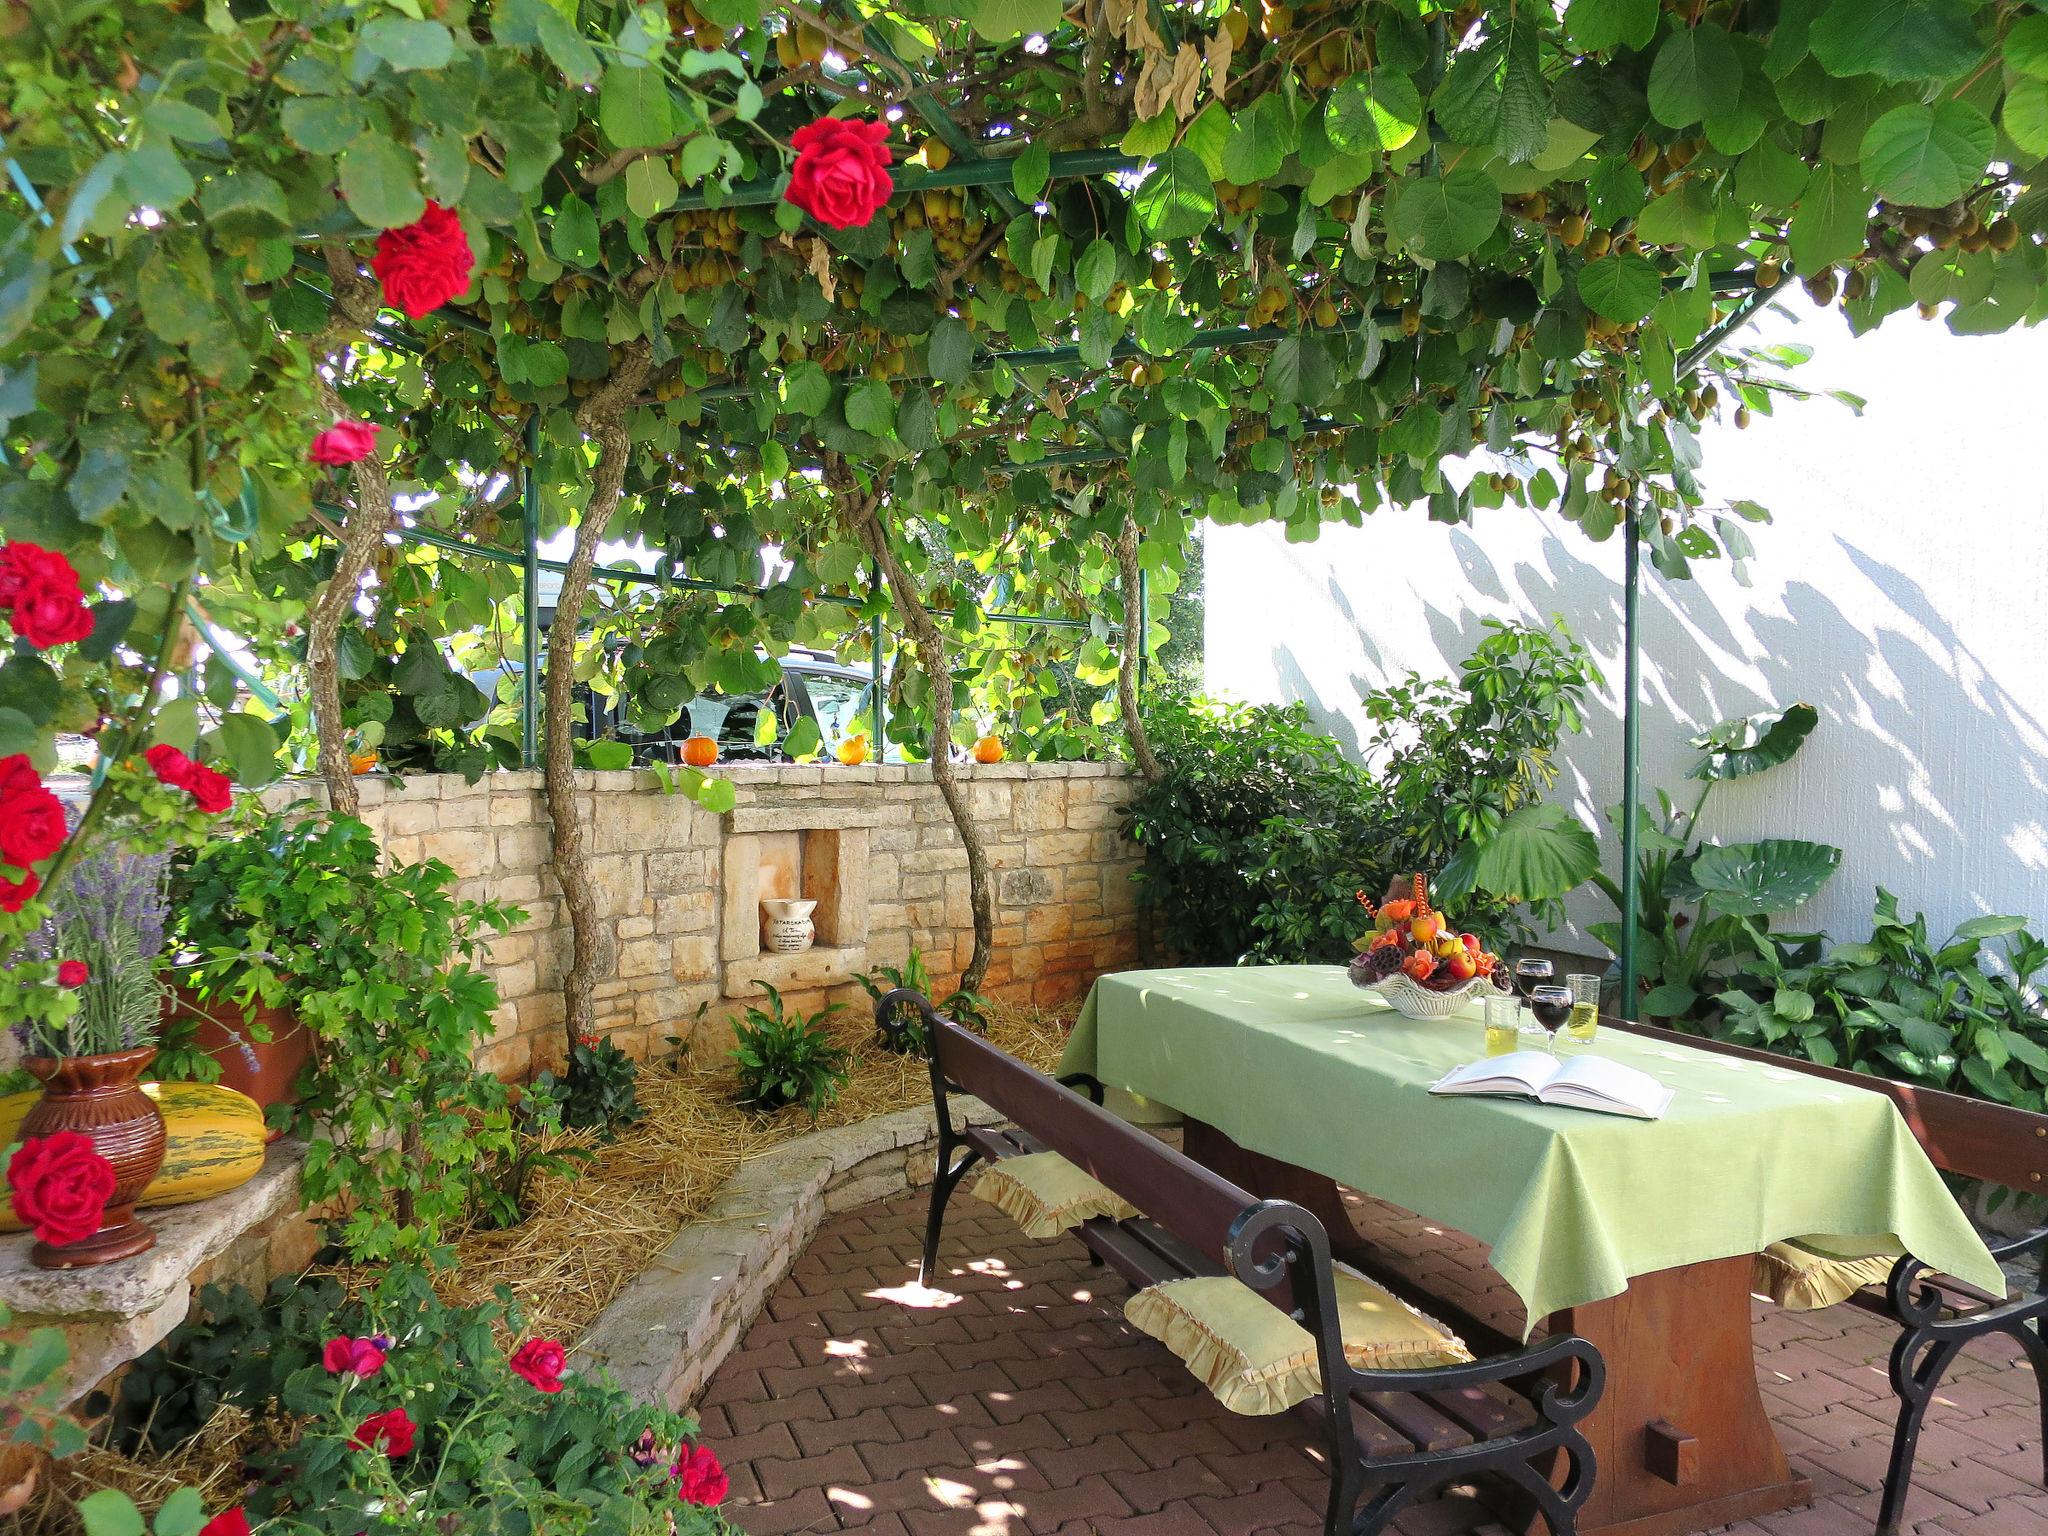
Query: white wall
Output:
[[1206, 298, 2048, 950]]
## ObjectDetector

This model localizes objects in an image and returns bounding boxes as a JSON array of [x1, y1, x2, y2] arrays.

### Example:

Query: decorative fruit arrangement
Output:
[[1349, 875, 1503, 992], [681, 734, 719, 767]]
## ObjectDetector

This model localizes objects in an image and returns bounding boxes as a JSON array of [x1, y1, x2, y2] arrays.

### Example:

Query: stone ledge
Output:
[[571, 1097, 997, 1411], [722, 943, 868, 998], [0, 1141, 306, 1403]]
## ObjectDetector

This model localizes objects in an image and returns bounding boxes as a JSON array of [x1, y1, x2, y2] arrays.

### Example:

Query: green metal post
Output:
[[1617, 498, 1643, 1014], [870, 561, 886, 748], [1136, 566, 1150, 691], [520, 415, 541, 770]]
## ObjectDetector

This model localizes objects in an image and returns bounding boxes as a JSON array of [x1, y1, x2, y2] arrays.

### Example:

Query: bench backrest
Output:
[[1608, 1015, 2048, 1191], [927, 1015, 1279, 1275]]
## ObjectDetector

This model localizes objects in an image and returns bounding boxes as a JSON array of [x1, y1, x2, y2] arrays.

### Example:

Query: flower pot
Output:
[[164, 985, 309, 1127], [19, 1047, 166, 1268], [761, 897, 818, 955]]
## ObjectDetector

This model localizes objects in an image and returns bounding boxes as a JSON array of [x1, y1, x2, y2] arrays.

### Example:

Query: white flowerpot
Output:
[[761, 898, 818, 954]]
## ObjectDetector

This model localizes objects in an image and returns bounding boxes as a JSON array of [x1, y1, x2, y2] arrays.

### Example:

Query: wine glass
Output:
[[1512, 956, 1555, 999], [1529, 985, 1573, 1057]]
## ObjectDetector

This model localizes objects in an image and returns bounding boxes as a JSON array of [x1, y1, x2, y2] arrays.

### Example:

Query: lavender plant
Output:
[[17, 846, 170, 1060]]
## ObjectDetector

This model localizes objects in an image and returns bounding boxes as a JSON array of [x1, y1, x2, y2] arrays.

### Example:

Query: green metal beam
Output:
[[519, 414, 542, 769]]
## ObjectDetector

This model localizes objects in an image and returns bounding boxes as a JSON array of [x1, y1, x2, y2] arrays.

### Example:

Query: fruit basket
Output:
[[1347, 874, 1506, 1020]]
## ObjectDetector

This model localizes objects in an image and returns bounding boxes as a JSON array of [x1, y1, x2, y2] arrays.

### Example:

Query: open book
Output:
[[1430, 1051, 1674, 1120]]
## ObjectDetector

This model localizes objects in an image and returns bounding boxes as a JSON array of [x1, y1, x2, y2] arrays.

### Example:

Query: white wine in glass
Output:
[[1566, 973, 1600, 1043]]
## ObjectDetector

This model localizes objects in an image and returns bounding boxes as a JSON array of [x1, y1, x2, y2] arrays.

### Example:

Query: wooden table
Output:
[[1182, 1118, 1813, 1536]]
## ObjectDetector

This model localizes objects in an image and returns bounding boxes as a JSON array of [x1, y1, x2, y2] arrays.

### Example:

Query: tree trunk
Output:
[[1114, 513, 1163, 783], [842, 485, 996, 995], [543, 343, 652, 1052], [304, 246, 393, 822]]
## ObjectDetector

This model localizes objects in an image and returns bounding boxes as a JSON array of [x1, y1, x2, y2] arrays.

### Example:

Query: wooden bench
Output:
[[1609, 1017, 2048, 1535], [878, 988, 1609, 1536]]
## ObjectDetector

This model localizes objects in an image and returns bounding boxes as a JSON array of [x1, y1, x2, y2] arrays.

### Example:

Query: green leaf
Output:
[[2003, 79, 2048, 158], [1952, 913, 2027, 941], [1633, 178, 1721, 247], [77, 1491, 146, 1536], [1677, 838, 1842, 915], [281, 96, 363, 155], [1386, 167, 1501, 261], [599, 63, 675, 150], [1647, 24, 1742, 129], [1690, 703, 1818, 779], [153, 1488, 207, 1536], [1808, 0, 1985, 84], [624, 156, 679, 219], [844, 379, 895, 436], [1577, 251, 1663, 323], [1787, 159, 1870, 274], [1133, 148, 1217, 241], [1860, 100, 1994, 207], [1324, 70, 1421, 156], [361, 17, 454, 71], [338, 134, 426, 229], [2010, 14, 2048, 80], [208, 711, 283, 787], [1011, 140, 1051, 201], [696, 775, 737, 814], [1564, 0, 1657, 52], [970, 0, 1061, 42], [780, 361, 830, 416], [783, 716, 822, 760], [1444, 801, 1600, 903], [551, 194, 600, 266], [928, 316, 975, 385], [586, 740, 634, 770], [0, 706, 37, 755], [1075, 239, 1118, 302], [1642, 982, 1701, 1018], [1432, 11, 1549, 163]]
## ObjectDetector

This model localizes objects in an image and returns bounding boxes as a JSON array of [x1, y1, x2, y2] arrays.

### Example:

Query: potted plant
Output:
[[7, 839, 176, 1267]]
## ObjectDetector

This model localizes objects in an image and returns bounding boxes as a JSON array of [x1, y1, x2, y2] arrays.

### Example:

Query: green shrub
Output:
[[532, 1036, 645, 1137], [730, 984, 850, 1121], [855, 947, 989, 1054]]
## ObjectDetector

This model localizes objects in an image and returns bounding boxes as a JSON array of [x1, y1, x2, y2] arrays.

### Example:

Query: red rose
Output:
[[0, 542, 93, 651], [57, 959, 88, 988], [508, 1337, 567, 1393], [322, 1335, 388, 1379], [0, 870, 40, 912], [145, 743, 195, 786], [6, 1132, 116, 1248], [349, 1406, 416, 1457], [198, 1510, 250, 1536], [185, 763, 233, 815], [0, 755, 68, 868], [784, 117, 894, 230], [308, 420, 380, 466], [671, 1444, 729, 1507], [371, 203, 474, 318]]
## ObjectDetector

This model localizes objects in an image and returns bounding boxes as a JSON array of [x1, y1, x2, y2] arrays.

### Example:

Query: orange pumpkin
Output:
[[681, 735, 719, 767], [971, 734, 1004, 764], [348, 749, 379, 775], [835, 733, 870, 766]]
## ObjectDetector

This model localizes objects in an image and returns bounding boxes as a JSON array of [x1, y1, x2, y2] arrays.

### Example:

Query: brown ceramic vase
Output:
[[19, 1046, 167, 1268]]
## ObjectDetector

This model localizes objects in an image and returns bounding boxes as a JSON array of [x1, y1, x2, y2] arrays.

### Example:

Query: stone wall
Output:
[[334, 761, 1138, 1078]]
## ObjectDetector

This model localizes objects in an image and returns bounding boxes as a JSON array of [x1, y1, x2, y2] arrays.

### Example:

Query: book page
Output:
[[1543, 1055, 1674, 1118], [1433, 1051, 1559, 1096]]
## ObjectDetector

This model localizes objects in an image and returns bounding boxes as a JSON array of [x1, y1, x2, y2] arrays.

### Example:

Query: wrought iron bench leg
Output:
[[919, 1143, 981, 1285]]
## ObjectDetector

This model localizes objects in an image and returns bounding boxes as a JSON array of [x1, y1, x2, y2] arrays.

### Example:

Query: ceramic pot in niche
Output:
[[761, 898, 818, 954]]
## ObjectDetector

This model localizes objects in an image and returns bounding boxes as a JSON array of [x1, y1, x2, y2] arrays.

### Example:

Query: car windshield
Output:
[[803, 672, 875, 748]]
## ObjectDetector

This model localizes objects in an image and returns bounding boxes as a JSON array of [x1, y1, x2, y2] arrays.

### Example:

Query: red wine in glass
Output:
[[1513, 956, 1554, 1000], [1529, 985, 1572, 1055]]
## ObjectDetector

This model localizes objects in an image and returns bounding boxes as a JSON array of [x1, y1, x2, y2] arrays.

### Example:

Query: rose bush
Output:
[[508, 1336, 567, 1393], [6, 1131, 116, 1246]]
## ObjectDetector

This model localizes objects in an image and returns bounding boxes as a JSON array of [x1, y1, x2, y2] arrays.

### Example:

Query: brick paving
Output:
[[697, 1190, 2043, 1536]]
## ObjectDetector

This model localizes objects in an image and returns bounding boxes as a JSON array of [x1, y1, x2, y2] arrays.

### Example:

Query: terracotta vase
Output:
[[20, 1046, 166, 1269], [164, 984, 309, 1127]]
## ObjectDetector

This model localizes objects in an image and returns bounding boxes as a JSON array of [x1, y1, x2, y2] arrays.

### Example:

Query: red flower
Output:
[[0, 542, 93, 650], [0, 870, 39, 912], [322, 1335, 388, 1379], [784, 117, 894, 230], [371, 203, 474, 318], [0, 755, 68, 869], [671, 1444, 729, 1507], [309, 420, 381, 467], [198, 1510, 250, 1536], [56, 959, 88, 988], [143, 743, 233, 815], [508, 1337, 567, 1393], [6, 1132, 116, 1248], [349, 1406, 417, 1457]]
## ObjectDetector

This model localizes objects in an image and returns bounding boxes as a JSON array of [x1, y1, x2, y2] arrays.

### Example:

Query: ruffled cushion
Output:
[[1124, 1264, 1474, 1416], [971, 1151, 1139, 1239], [1753, 1235, 1902, 1311]]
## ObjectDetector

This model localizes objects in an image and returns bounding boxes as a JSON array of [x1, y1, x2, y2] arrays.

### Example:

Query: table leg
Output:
[[1178, 1119, 1812, 1536]]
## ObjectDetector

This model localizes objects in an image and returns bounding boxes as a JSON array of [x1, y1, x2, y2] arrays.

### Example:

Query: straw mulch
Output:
[[431, 997, 1071, 1342], [27, 1000, 1071, 1531]]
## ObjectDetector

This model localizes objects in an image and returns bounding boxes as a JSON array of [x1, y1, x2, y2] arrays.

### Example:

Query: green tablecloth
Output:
[[1060, 965, 2003, 1327]]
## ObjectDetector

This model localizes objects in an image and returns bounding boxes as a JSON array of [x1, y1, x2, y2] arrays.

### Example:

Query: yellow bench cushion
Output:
[[1753, 1235, 1902, 1311], [971, 1151, 1139, 1239], [1124, 1265, 1474, 1416]]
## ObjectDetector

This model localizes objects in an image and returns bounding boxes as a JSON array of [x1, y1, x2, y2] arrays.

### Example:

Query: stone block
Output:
[[998, 867, 1057, 907]]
